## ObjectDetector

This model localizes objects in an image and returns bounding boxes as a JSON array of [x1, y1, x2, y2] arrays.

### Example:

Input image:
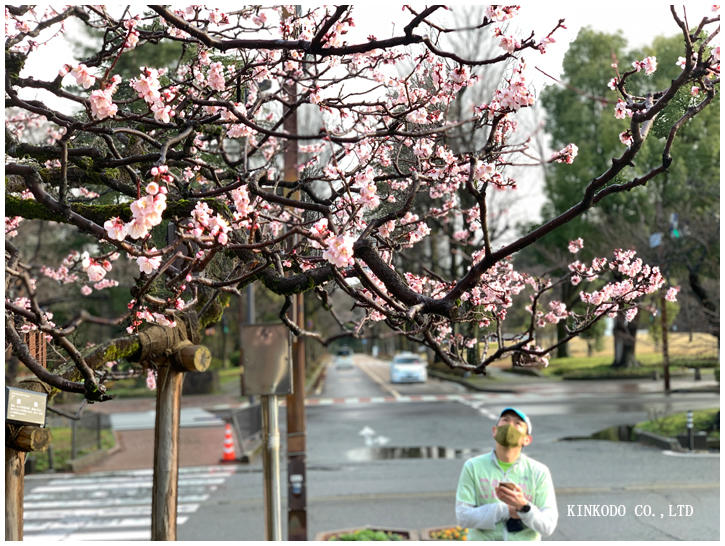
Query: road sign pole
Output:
[[261, 394, 283, 540]]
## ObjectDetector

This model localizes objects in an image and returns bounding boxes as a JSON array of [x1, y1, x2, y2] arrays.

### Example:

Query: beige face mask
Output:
[[495, 424, 526, 448]]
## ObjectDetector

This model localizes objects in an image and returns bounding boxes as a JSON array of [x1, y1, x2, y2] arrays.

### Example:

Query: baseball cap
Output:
[[500, 407, 532, 434]]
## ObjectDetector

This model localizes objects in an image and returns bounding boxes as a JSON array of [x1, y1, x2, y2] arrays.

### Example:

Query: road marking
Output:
[[355, 360, 401, 398], [25, 530, 153, 541], [662, 450, 720, 458], [23, 466, 235, 541]]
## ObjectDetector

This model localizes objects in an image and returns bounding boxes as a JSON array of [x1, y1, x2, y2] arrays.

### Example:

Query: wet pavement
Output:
[[61, 355, 718, 473]]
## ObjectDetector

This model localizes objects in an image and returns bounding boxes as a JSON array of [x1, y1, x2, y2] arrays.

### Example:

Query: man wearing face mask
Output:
[[455, 407, 558, 540]]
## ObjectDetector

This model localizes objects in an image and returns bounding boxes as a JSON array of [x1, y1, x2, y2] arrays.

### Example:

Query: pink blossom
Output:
[[130, 67, 162, 103], [89, 89, 118, 120], [127, 218, 150, 239], [553, 143, 578, 164], [614, 99, 632, 119], [146, 369, 157, 390], [690, 86, 700, 96], [80, 285, 92, 296], [71, 64, 95, 89], [379, 220, 395, 238], [624, 307, 638, 322], [676, 56, 687, 69], [665, 286, 679, 302], [619, 131, 633, 146], [86, 263, 107, 282], [104, 217, 128, 241], [208, 62, 226, 91], [231, 186, 252, 218], [568, 238, 584, 253], [125, 29, 139, 50], [607, 77, 618, 90], [322, 234, 355, 268], [498, 33, 520, 54], [151, 101, 173, 123], [137, 253, 162, 274], [633, 56, 657, 75]]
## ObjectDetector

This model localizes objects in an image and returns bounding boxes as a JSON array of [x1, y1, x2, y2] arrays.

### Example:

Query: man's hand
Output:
[[495, 482, 528, 512]]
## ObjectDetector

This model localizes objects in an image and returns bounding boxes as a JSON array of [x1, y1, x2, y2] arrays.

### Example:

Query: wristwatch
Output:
[[518, 504, 531, 513]]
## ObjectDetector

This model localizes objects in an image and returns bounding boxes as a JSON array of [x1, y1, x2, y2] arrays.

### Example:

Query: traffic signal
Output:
[[669, 213, 680, 238]]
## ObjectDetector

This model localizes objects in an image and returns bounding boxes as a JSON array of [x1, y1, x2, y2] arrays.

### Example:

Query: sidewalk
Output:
[[433, 365, 720, 396]]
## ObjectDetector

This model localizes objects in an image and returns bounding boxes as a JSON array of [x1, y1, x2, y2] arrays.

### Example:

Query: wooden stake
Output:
[[5, 448, 25, 540], [10, 425, 51, 452], [151, 364, 184, 541]]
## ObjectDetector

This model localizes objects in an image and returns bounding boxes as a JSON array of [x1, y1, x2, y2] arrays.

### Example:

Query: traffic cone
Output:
[[220, 423, 237, 463]]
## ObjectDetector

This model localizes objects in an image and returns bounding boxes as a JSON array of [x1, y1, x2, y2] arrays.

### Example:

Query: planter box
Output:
[[420, 526, 468, 541], [315, 526, 418, 541]]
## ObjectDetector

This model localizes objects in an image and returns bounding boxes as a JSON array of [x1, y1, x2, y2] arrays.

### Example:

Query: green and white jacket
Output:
[[455, 450, 558, 541]]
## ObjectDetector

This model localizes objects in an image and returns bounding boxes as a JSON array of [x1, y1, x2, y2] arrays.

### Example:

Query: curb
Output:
[[633, 428, 684, 452], [428, 369, 517, 393], [67, 430, 123, 472]]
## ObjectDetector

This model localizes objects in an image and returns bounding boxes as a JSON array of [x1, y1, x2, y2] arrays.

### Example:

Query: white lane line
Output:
[[354, 360, 400, 398]]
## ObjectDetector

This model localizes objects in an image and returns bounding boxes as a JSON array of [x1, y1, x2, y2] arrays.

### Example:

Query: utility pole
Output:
[[283, 5, 307, 540]]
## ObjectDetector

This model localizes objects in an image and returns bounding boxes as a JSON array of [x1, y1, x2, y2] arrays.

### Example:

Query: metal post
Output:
[[97, 412, 102, 450], [246, 284, 255, 324], [661, 292, 671, 394], [261, 394, 282, 541], [71, 416, 78, 459], [151, 365, 184, 541], [687, 410, 694, 451]]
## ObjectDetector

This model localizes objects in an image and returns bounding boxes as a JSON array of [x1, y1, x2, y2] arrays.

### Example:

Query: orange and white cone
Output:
[[220, 423, 237, 463]]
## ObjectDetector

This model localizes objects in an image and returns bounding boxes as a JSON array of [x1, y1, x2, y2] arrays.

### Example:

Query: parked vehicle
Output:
[[334, 346, 354, 370], [390, 352, 427, 383]]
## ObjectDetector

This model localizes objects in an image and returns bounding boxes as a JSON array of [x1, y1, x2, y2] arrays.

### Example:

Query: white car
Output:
[[390, 352, 427, 383], [334, 347, 354, 370]]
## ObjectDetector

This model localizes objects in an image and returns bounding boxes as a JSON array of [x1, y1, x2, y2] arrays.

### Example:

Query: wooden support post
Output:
[[151, 364, 184, 541], [12, 425, 51, 452], [5, 448, 25, 540], [151, 344, 210, 540]]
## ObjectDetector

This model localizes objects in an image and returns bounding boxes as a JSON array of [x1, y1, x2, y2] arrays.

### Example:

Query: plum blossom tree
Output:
[[5, 5, 719, 401]]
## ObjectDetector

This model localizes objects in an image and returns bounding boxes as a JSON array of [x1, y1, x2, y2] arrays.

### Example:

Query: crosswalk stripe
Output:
[[25, 530, 152, 541], [24, 504, 200, 520], [29, 478, 226, 493], [24, 494, 209, 509], [23, 466, 235, 541], [24, 515, 189, 532]]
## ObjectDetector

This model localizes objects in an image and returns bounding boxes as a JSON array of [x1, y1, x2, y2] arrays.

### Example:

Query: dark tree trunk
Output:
[[611, 310, 640, 368], [556, 282, 578, 358], [556, 321, 570, 358], [688, 270, 719, 345]]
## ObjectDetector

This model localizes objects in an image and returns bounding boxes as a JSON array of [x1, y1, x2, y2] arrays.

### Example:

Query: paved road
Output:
[[23, 353, 719, 540]]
